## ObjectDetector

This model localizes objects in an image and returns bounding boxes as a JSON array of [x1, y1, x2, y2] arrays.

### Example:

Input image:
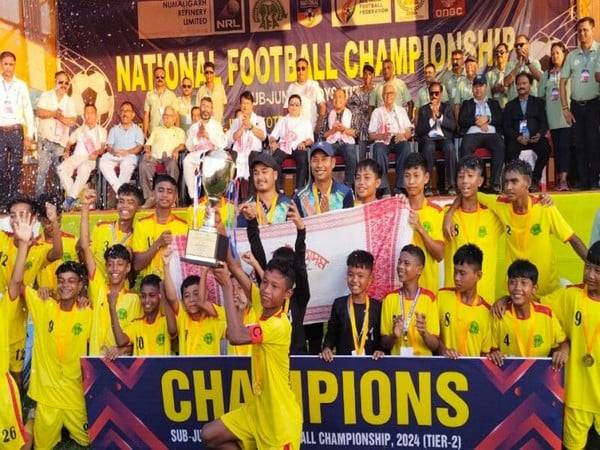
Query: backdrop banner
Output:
[[57, 0, 576, 129], [83, 356, 564, 449]]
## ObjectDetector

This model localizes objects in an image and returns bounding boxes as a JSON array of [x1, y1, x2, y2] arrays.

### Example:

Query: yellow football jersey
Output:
[[380, 287, 440, 356], [131, 213, 188, 279], [0, 291, 10, 375], [412, 200, 444, 294], [437, 287, 493, 356], [443, 204, 504, 302], [227, 287, 302, 448], [186, 198, 235, 229], [87, 269, 141, 355], [24, 287, 92, 410], [478, 193, 574, 296], [125, 314, 172, 356], [36, 232, 78, 293], [542, 284, 600, 413], [90, 220, 133, 280], [0, 232, 51, 346], [491, 302, 566, 357], [176, 304, 227, 356]]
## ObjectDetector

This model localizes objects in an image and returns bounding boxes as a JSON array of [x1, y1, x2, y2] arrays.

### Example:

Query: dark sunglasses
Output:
[[182, 84, 192, 88], [495, 51, 506, 56], [57, 80, 69, 85], [515, 43, 526, 48], [296, 66, 307, 72], [429, 91, 441, 96], [204, 70, 214, 75], [155, 75, 165, 80]]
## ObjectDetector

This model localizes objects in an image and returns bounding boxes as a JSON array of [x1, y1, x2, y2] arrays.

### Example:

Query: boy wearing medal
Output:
[[437, 244, 493, 358], [380, 244, 440, 356], [202, 260, 302, 449], [488, 259, 568, 369], [541, 241, 600, 449], [236, 152, 291, 227], [320, 250, 383, 360]]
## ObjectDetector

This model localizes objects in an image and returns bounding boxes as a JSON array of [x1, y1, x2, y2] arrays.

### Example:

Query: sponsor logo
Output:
[[433, 0, 465, 18], [252, 0, 288, 31]]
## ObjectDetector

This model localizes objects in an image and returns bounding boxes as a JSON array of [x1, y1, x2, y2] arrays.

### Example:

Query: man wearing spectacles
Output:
[[284, 58, 326, 136], [143, 66, 178, 138], [415, 82, 457, 195], [458, 75, 504, 193], [35, 70, 77, 197], [370, 58, 413, 117], [415, 63, 448, 118], [195, 62, 227, 125], [486, 43, 510, 109], [502, 35, 542, 101], [176, 77, 195, 133]]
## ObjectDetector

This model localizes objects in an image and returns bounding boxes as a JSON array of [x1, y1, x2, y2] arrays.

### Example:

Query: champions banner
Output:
[[83, 356, 564, 449], [56, 0, 576, 129]]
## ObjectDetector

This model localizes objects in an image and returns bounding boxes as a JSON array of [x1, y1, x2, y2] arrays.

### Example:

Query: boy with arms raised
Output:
[[446, 159, 587, 296], [8, 213, 91, 449], [163, 251, 227, 355], [443, 156, 504, 301], [403, 152, 445, 293], [202, 259, 302, 449], [321, 250, 383, 360], [0, 198, 62, 385], [437, 244, 492, 358], [110, 274, 177, 356], [133, 174, 188, 280], [488, 259, 568, 370], [80, 190, 141, 356], [380, 244, 440, 356]]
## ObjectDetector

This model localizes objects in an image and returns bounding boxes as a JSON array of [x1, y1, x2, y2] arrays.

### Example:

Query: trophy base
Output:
[[182, 228, 229, 267]]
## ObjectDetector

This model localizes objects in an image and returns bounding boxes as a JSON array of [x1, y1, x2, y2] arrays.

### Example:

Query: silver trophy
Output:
[[183, 149, 235, 267]]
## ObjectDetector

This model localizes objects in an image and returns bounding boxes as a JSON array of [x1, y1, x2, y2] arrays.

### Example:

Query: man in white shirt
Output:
[[370, 58, 413, 116], [35, 70, 77, 197], [58, 103, 107, 210], [368, 83, 413, 195], [0, 51, 34, 210], [284, 58, 326, 135], [143, 66, 178, 137], [270, 94, 314, 190], [228, 91, 266, 181], [323, 88, 357, 186], [183, 96, 226, 199], [99, 101, 145, 195]]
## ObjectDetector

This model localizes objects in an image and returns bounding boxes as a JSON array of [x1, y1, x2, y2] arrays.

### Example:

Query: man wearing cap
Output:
[[458, 75, 504, 192], [237, 152, 291, 227], [293, 140, 353, 355], [503, 72, 550, 192], [368, 82, 413, 195], [293, 141, 354, 217], [415, 81, 457, 195], [561, 17, 600, 190]]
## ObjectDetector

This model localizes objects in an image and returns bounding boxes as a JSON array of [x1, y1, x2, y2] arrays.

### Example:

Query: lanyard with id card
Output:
[[2, 81, 15, 115]]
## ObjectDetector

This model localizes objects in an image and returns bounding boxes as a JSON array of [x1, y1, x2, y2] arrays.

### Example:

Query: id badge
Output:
[[550, 87, 559, 101], [581, 69, 590, 83], [400, 346, 414, 357], [3, 100, 13, 115], [351, 350, 366, 356], [519, 120, 528, 133]]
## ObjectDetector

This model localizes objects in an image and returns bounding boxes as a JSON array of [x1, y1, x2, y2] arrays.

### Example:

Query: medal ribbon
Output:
[[582, 286, 600, 357], [312, 181, 332, 215], [348, 295, 370, 355], [256, 194, 278, 225], [512, 303, 536, 356], [401, 288, 421, 344]]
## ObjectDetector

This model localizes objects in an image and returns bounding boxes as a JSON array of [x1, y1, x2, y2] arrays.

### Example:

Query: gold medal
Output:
[[582, 354, 595, 367], [403, 332, 409, 343]]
